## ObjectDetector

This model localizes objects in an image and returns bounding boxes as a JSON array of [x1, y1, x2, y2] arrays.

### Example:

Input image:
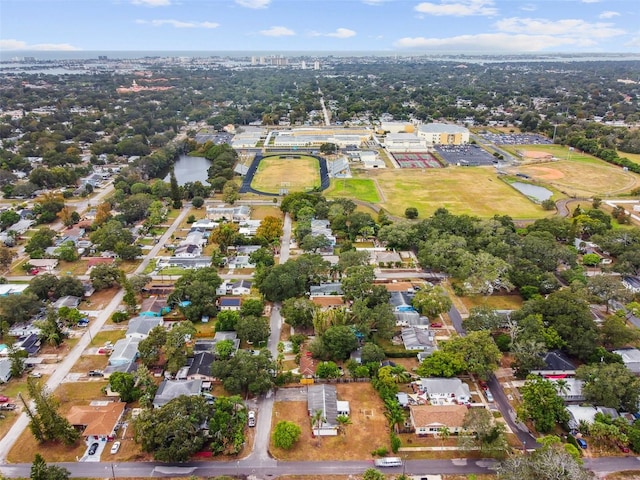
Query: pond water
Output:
[[165, 155, 212, 185], [511, 181, 553, 202]]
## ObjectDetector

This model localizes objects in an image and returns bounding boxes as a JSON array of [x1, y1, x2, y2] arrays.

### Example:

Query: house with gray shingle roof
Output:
[[153, 379, 203, 408]]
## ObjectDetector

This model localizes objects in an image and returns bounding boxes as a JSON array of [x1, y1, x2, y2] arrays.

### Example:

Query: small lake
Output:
[[165, 155, 211, 185], [511, 181, 553, 202]]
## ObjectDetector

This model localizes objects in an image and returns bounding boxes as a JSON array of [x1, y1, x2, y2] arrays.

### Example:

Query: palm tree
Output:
[[384, 399, 405, 434], [336, 414, 352, 437], [554, 379, 570, 398], [312, 409, 326, 443], [437, 426, 451, 446]]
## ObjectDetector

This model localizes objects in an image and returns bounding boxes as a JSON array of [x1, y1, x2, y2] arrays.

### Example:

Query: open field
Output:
[[622, 152, 640, 165], [269, 383, 390, 461], [325, 178, 381, 203], [251, 156, 320, 194], [355, 168, 548, 219], [460, 294, 524, 311], [498, 144, 640, 196]]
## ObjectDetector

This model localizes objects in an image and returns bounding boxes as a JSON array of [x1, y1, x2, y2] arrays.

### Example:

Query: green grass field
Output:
[[251, 155, 320, 193], [325, 178, 381, 203], [356, 167, 549, 219], [501, 144, 640, 197]]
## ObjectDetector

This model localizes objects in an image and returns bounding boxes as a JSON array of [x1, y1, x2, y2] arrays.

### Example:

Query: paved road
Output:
[[2, 455, 640, 478], [0, 204, 192, 463]]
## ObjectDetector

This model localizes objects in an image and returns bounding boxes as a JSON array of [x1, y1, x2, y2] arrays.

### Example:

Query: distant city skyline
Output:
[[1, 0, 639, 54]]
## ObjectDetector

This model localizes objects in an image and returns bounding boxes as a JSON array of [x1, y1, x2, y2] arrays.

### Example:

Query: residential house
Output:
[[174, 244, 202, 258], [373, 250, 402, 266], [0, 284, 29, 296], [126, 316, 163, 340], [623, 277, 640, 294], [553, 378, 585, 402], [8, 323, 41, 337], [28, 259, 58, 272], [206, 205, 251, 222], [309, 283, 343, 296], [311, 296, 346, 311], [108, 337, 141, 367], [219, 297, 242, 311], [230, 280, 252, 296], [153, 379, 203, 408], [140, 296, 170, 317], [419, 377, 471, 405], [157, 256, 212, 270], [66, 401, 126, 440], [531, 350, 577, 378], [402, 326, 436, 353], [409, 404, 468, 436], [185, 352, 215, 381], [211, 331, 241, 355], [227, 255, 255, 269], [310, 219, 336, 250], [566, 405, 619, 430], [17, 333, 41, 356], [0, 358, 11, 383], [235, 245, 262, 255], [53, 295, 81, 309], [238, 220, 262, 236], [612, 348, 640, 375], [307, 384, 350, 436]]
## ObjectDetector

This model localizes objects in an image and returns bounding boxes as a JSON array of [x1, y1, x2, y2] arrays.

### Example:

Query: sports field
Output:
[[360, 168, 548, 219], [250, 155, 320, 194], [325, 178, 381, 203], [392, 152, 442, 168], [502, 145, 640, 197]]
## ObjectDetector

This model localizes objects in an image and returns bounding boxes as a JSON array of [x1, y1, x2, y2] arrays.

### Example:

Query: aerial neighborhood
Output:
[[0, 53, 639, 480]]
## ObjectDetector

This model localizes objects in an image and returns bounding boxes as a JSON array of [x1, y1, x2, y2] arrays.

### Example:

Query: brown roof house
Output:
[[409, 404, 468, 436], [66, 401, 126, 440]]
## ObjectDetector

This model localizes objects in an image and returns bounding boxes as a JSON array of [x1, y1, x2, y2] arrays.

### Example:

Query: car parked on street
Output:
[[88, 370, 104, 377], [0, 404, 16, 411]]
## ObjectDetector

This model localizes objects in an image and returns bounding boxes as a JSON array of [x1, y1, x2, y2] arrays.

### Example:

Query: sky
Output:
[[1, 0, 639, 54]]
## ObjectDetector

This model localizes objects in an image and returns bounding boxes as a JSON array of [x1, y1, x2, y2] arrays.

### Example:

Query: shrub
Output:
[[111, 311, 129, 323], [371, 446, 388, 457], [390, 433, 401, 453]]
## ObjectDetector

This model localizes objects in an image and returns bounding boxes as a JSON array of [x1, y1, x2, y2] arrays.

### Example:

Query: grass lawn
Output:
[[621, 152, 640, 165], [249, 205, 284, 220], [325, 178, 381, 203], [90, 329, 126, 345], [252, 156, 320, 194], [358, 167, 548, 219], [460, 294, 524, 311], [270, 383, 390, 461], [8, 381, 109, 463], [507, 152, 640, 197], [82, 287, 120, 311], [69, 354, 110, 374]]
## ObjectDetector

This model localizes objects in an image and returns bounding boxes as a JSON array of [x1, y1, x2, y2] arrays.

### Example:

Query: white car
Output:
[[248, 410, 256, 427], [110, 441, 120, 454], [485, 390, 494, 402]]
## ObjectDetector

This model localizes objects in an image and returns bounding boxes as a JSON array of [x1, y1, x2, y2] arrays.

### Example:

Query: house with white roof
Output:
[[126, 316, 163, 340], [109, 337, 141, 367], [613, 348, 640, 374], [419, 377, 471, 405]]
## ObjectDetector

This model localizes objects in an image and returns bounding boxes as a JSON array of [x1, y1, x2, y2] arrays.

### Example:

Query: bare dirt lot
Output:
[[270, 383, 390, 461]]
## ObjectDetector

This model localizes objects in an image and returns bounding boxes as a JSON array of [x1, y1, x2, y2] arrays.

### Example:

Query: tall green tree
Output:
[[576, 362, 640, 412], [209, 396, 247, 455], [518, 375, 569, 433], [134, 395, 212, 462], [273, 421, 302, 449], [30, 453, 70, 480], [411, 284, 452, 320], [23, 378, 79, 445]]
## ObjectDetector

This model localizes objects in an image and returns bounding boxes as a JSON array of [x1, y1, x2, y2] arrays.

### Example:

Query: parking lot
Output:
[[480, 133, 553, 145], [435, 144, 497, 166]]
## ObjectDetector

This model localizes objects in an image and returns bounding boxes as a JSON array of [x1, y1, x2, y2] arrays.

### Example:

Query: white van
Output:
[[374, 457, 403, 467]]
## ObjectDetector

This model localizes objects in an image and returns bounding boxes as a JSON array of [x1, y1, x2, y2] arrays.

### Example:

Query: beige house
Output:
[[409, 404, 468, 436]]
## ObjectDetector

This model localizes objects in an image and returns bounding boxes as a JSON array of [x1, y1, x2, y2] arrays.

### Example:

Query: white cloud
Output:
[[625, 36, 640, 48], [259, 26, 295, 37], [312, 28, 356, 38], [414, 0, 497, 17], [599, 10, 620, 19], [235, 0, 271, 8], [131, 0, 172, 6], [136, 19, 219, 28], [520, 4, 536, 12], [495, 17, 625, 39], [394, 33, 582, 52], [0, 39, 80, 51]]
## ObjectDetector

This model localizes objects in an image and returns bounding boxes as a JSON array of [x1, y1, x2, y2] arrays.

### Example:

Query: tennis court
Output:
[[392, 152, 442, 168]]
